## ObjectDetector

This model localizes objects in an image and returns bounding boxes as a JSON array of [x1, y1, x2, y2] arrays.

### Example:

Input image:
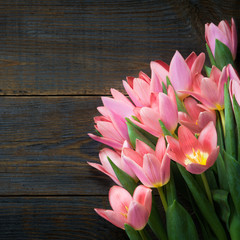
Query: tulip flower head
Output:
[[205, 18, 237, 60], [123, 137, 170, 188], [167, 122, 219, 174], [95, 185, 152, 230]]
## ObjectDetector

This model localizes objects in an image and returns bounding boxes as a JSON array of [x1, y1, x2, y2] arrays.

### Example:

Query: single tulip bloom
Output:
[[130, 85, 178, 137], [205, 18, 237, 60], [166, 122, 219, 174], [150, 51, 205, 99], [89, 88, 135, 150], [95, 185, 152, 230], [179, 97, 216, 134], [123, 71, 152, 107], [183, 66, 228, 111], [88, 142, 137, 185], [123, 137, 170, 188]]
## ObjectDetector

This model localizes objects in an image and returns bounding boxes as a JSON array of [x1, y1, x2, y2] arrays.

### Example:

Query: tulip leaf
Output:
[[223, 150, 240, 216], [162, 82, 167, 94], [232, 95, 240, 162], [216, 112, 225, 153], [206, 43, 217, 67], [166, 165, 177, 206], [166, 76, 187, 113], [124, 224, 142, 240], [212, 189, 230, 228], [224, 83, 237, 159], [108, 157, 137, 196], [148, 195, 168, 240], [204, 65, 211, 77], [216, 153, 229, 191], [167, 200, 198, 240], [126, 119, 155, 150], [215, 39, 234, 70], [127, 118, 158, 146], [178, 164, 227, 240], [229, 213, 240, 240], [159, 120, 173, 137]]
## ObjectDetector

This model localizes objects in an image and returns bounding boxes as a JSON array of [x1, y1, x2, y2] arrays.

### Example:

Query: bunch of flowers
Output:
[[88, 18, 240, 240]]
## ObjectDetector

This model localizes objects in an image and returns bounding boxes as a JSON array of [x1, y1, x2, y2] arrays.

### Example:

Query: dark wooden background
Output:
[[0, 1, 239, 239]]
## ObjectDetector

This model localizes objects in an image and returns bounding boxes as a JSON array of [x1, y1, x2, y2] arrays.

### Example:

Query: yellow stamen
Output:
[[120, 206, 129, 218], [185, 148, 208, 165], [216, 104, 224, 111]]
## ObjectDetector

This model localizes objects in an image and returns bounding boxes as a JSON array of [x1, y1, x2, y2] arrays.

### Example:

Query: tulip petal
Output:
[[185, 163, 208, 174], [123, 148, 143, 166], [191, 52, 205, 75], [95, 209, 126, 229], [128, 201, 149, 230], [155, 136, 166, 160], [185, 52, 197, 69], [231, 18, 237, 59], [133, 78, 151, 106], [109, 186, 132, 214], [135, 139, 155, 156]]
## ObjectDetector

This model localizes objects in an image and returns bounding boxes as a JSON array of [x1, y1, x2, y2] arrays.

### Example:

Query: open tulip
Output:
[[166, 122, 219, 174], [123, 137, 170, 188], [150, 51, 205, 99], [205, 18, 237, 60], [123, 71, 152, 107], [89, 88, 135, 150], [88, 141, 137, 185], [179, 97, 216, 134], [95, 185, 152, 230]]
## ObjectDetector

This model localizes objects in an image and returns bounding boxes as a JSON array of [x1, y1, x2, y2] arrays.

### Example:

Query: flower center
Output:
[[120, 205, 129, 219], [185, 148, 208, 165]]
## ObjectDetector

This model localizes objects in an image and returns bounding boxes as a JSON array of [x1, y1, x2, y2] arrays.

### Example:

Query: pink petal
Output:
[[169, 51, 192, 94], [185, 163, 208, 174], [217, 67, 228, 106], [109, 186, 132, 214], [227, 64, 240, 82], [95, 209, 126, 229], [184, 97, 201, 121], [159, 154, 171, 185], [139, 71, 151, 84], [191, 52, 205, 75], [133, 185, 152, 214], [97, 106, 110, 118], [230, 79, 240, 106], [205, 147, 219, 168], [198, 122, 217, 153], [128, 201, 149, 230], [197, 111, 216, 131], [123, 148, 143, 167], [201, 78, 219, 107], [88, 133, 122, 150], [111, 88, 133, 105], [87, 162, 121, 185], [185, 52, 197, 69], [123, 80, 144, 107], [135, 139, 155, 156], [231, 18, 237, 60], [133, 78, 151, 106], [155, 136, 166, 161], [178, 125, 200, 155]]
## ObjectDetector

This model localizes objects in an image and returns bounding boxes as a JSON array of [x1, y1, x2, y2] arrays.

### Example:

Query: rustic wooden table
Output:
[[0, 1, 239, 239]]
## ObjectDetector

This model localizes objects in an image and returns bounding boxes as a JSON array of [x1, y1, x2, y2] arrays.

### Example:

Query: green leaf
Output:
[[206, 43, 217, 67], [216, 153, 229, 191], [162, 82, 167, 94], [166, 165, 177, 206], [108, 157, 137, 195], [124, 224, 142, 240], [224, 150, 240, 215], [212, 190, 230, 228], [216, 112, 225, 153], [126, 119, 155, 150], [126, 118, 158, 146], [178, 164, 227, 240], [215, 39, 234, 70], [167, 200, 198, 240], [229, 213, 240, 240], [204, 65, 212, 77], [232, 95, 240, 162], [148, 195, 168, 240], [159, 120, 173, 137], [224, 83, 237, 159]]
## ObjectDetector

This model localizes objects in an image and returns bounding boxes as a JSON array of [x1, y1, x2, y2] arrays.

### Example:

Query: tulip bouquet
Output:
[[88, 18, 240, 240]]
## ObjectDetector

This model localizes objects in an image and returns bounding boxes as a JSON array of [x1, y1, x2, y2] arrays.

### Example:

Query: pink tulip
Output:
[[227, 64, 240, 82], [89, 89, 135, 150], [179, 97, 216, 134], [182, 66, 228, 111], [205, 18, 237, 60], [123, 72, 152, 107], [95, 185, 152, 230], [123, 137, 170, 188], [150, 51, 205, 99], [88, 142, 137, 185], [130, 85, 178, 137], [229, 79, 240, 106], [166, 122, 219, 174]]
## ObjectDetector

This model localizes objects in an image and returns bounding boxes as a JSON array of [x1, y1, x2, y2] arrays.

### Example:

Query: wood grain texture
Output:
[[0, 0, 239, 95], [0, 196, 128, 240], [0, 96, 116, 195]]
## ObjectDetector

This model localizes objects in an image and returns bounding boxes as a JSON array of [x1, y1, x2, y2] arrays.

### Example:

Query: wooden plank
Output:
[[0, 0, 238, 95], [0, 96, 120, 195], [0, 196, 128, 240]]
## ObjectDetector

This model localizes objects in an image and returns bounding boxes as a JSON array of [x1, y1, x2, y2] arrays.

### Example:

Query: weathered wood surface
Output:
[[0, 0, 239, 95], [0, 0, 239, 239]]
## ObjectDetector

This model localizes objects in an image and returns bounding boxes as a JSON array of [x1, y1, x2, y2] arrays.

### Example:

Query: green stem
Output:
[[157, 187, 168, 212], [201, 173, 213, 206], [139, 229, 147, 240], [219, 110, 226, 136]]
